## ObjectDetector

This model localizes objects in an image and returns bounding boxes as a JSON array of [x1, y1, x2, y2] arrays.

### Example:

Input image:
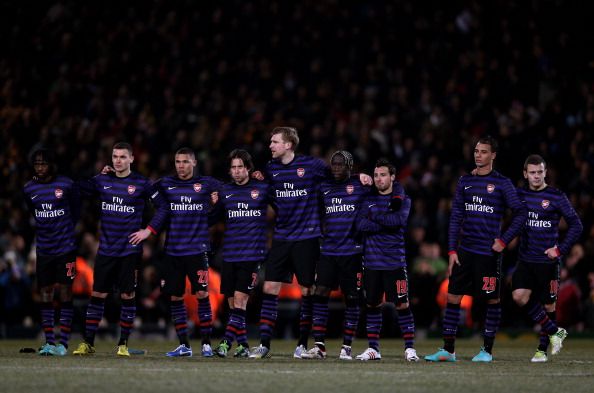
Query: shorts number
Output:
[[356, 272, 363, 289], [197, 270, 209, 284], [251, 273, 258, 288], [66, 262, 75, 278], [395, 280, 408, 295], [482, 277, 496, 292]]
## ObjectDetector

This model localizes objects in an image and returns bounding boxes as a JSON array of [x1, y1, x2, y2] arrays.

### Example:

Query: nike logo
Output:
[[31, 195, 38, 200], [247, 285, 255, 290], [485, 290, 495, 294], [368, 204, 376, 208], [225, 194, 233, 199], [464, 186, 472, 190], [324, 190, 331, 195], [397, 294, 407, 298], [103, 186, 112, 189], [273, 173, 280, 177], [167, 186, 177, 190]]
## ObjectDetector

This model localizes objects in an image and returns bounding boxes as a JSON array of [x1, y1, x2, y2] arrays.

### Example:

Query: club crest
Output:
[[251, 189, 259, 199], [486, 184, 495, 193], [128, 185, 136, 194], [346, 184, 354, 194], [541, 199, 550, 209], [194, 183, 202, 192], [55, 189, 63, 199], [297, 168, 305, 177]]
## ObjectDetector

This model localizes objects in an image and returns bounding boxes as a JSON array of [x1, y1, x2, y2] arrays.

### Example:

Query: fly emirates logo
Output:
[[465, 195, 494, 213], [526, 211, 552, 228], [102, 196, 135, 213], [35, 203, 65, 218], [325, 197, 355, 213], [170, 196, 203, 211], [276, 182, 307, 198], [228, 202, 262, 218]]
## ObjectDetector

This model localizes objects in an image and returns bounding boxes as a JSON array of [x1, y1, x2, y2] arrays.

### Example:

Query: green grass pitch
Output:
[[1, 337, 593, 393]]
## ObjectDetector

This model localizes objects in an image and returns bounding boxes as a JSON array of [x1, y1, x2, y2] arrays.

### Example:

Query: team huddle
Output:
[[24, 128, 582, 363]]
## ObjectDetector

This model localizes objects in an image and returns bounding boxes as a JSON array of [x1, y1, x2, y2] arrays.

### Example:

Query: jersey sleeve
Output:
[[557, 192, 583, 255], [500, 178, 527, 245], [447, 177, 465, 253], [370, 195, 411, 228]]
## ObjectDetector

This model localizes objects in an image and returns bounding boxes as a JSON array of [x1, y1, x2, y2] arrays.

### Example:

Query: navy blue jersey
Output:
[[265, 155, 330, 241], [320, 175, 370, 256], [214, 179, 271, 262], [156, 175, 221, 256], [79, 172, 167, 257], [23, 175, 78, 256], [356, 186, 410, 270], [448, 170, 527, 256], [518, 186, 583, 263]]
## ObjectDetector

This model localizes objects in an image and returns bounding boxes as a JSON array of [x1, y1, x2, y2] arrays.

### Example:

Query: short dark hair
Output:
[[229, 149, 254, 172], [175, 147, 196, 159], [31, 148, 55, 165], [271, 127, 299, 150], [331, 150, 354, 171], [375, 158, 396, 176], [476, 135, 498, 153], [113, 141, 133, 154], [524, 154, 546, 170]]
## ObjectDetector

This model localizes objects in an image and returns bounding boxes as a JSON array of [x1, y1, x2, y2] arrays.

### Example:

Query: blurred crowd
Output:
[[1, 1, 593, 337]]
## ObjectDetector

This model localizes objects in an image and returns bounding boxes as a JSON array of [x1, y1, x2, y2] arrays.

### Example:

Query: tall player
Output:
[[24, 149, 79, 356], [213, 149, 271, 358], [425, 135, 527, 363], [73, 142, 168, 356], [354, 158, 419, 362], [300, 151, 369, 360], [248, 127, 330, 359], [157, 147, 220, 358], [513, 154, 582, 362]]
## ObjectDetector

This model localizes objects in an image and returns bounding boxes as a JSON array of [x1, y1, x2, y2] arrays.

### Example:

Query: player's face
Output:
[[374, 166, 395, 194], [175, 153, 196, 180], [112, 148, 134, 174], [474, 143, 496, 168], [331, 155, 349, 182], [230, 158, 250, 185], [33, 158, 50, 180], [524, 163, 547, 190], [269, 133, 292, 159]]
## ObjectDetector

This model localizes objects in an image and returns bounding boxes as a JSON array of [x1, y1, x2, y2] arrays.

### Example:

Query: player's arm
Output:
[[129, 180, 168, 245], [547, 193, 583, 258], [67, 179, 82, 225], [369, 196, 411, 228], [355, 198, 382, 233], [498, 179, 527, 250], [447, 177, 465, 257], [77, 175, 100, 197]]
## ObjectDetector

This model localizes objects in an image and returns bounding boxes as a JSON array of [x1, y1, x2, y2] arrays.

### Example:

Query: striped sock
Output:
[[523, 299, 557, 335], [40, 302, 55, 345], [443, 302, 461, 353], [232, 309, 248, 347], [540, 311, 556, 352], [483, 303, 501, 354], [58, 302, 74, 348], [397, 307, 416, 349], [259, 293, 278, 348], [297, 295, 313, 347], [118, 298, 136, 345], [366, 306, 382, 351], [170, 300, 189, 346], [342, 298, 360, 347], [311, 295, 329, 344], [83, 296, 105, 346], [197, 297, 212, 345]]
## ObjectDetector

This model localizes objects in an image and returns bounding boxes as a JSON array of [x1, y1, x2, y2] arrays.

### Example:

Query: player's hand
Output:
[[492, 238, 505, 253], [470, 167, 479, 176], [252, 171, 264, 181], [129, 228, 151, 245], [447, 253, 460, 278], [210, 191, 219, 205], [101, 165, 115, 174], [359, 173, 372, 186], [544, 246, 561, 259]]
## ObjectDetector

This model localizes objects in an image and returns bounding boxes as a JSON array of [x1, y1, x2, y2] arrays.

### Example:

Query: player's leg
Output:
[[189, 253, 213, 357], [230, 262, 258, 357], [392, 267, 419, 361], [116, 254, 140, 357], [36, 254, 57, 355], [356, 269, 382, 361], [292, 238, 319, 357], [339, 254, 362, 360], [163, 255, 192, 357], [54, 253, 76, 355]]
